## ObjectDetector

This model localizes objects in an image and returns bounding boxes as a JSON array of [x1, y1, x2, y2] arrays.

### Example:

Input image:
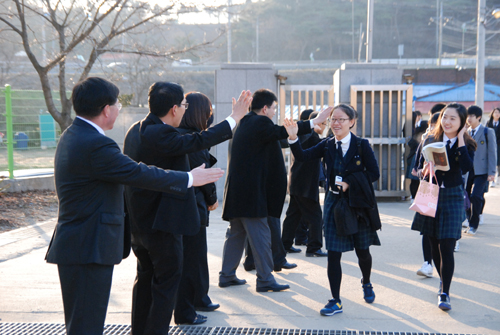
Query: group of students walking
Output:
[[408, 102, 498, 311]]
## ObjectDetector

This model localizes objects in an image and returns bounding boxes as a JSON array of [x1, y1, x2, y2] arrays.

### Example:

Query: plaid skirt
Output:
[[411, 185, 465, 240], [323, 191, 381, 252]]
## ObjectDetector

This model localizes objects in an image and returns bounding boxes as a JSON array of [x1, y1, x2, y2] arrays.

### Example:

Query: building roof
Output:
[[414, 79, 500, 102]]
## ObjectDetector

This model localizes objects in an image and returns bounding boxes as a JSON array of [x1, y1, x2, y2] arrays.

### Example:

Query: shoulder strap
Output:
[[484, 126, 489, 147]]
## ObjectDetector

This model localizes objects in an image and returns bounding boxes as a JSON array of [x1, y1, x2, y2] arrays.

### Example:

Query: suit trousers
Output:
[[282, 195, 323, 253], [193, 226, 213, 308], [219, 217, 276, 287], [243, 216, 287, 269], [174, 226, 208, 323], [466, 174, 488, 229], [57, 263, 114, 335], [131, 231, 183, 335]]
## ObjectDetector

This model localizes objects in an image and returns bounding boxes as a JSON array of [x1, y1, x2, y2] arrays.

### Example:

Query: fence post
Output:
[[5, 84, 14, 179]]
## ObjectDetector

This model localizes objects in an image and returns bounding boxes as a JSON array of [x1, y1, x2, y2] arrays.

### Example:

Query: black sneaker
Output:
[[438, 293, 451, 311]]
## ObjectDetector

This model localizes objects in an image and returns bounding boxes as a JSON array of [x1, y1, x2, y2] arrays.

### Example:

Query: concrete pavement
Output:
[[1, 191, 499, 334]]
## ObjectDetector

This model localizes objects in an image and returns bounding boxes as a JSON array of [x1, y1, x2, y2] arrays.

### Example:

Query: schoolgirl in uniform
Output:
[[283, 104, 381, 316], [411, 102, 476, 311]]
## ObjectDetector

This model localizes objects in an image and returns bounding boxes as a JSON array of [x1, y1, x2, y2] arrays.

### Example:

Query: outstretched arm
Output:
[[190, 164, 225, 187]]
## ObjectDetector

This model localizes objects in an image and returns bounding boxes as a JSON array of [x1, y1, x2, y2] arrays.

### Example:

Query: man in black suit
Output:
[[281, 110, 328, 257], [124, 82, 252, 333], [220, 88, 330, 292], [45, 77, 224, 335]]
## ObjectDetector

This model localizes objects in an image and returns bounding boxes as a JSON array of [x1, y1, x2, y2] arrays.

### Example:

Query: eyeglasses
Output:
[[181, 103, 189, 110], [328, 118, 350, 124], [115, 102, 122, 111]]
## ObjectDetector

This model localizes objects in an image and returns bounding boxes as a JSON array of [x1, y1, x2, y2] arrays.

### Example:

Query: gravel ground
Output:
[[0, 190, 58, 232]]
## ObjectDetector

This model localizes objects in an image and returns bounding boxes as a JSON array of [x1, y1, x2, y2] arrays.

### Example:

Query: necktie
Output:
[[471, 129, 476, 137], [447, 139, 451, 148], [337, 141, 343, 157]]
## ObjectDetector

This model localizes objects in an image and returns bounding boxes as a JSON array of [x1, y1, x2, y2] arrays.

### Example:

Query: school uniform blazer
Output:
[[469, 125, 497, 176], [417, 135, 474, 187], [487, 121, 500, 165], [222, 111, 311, 221], [290, 132, 380, 192], [124, 113, 232, 235], [289, 131, 322, 202], [45, 118, 188, 266]]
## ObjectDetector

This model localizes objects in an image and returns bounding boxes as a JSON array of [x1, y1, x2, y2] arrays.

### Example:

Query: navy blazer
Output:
[[290, 132, 380, 192], [45, 118, 188, 266], [417, 135, 474, 188], [124, 113, 232, 235], [222, 111, 312, 220]]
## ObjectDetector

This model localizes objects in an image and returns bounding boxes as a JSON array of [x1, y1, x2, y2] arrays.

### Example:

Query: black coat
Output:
[[178, 127, 218, 227], [289, 131, 322, 201], [222, 111, 312, 220], [46, 118, 188, 265], [487, 120, 500, 166], [124, 113, 232, 235]]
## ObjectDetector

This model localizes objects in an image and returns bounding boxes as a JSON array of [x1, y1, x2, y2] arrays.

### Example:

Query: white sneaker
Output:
[[416, 261, 433, 278], [479, 214, 484, 225], [462, 220, 469, 228], [454, 241, 460, 252], [490, 182, 496, 188]]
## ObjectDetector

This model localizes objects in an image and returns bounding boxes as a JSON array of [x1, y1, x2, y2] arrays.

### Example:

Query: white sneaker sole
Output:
[[417, 269, 433, 278]]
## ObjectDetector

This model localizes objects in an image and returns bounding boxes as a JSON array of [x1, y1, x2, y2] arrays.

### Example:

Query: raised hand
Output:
[[191, 164, 225, 187], [230, 90, 253, 122], [283, 118, 299, 140], [312, 106, 334, 126]]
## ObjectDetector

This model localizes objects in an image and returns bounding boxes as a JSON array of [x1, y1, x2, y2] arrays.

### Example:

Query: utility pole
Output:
[[227, 0, 232, 63], [436, 0, 439, 59], [437, 0, 443, 66], [366, 0, 374, 62], [256, 16, 259, 62], [476, 0, 485, 108], [352, 0, 355, 61]]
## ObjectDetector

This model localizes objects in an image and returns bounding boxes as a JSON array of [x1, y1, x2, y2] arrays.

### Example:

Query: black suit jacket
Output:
[[124, 113, 232, 235], [222, 111, 311, 220], [45, 118, 188, 265], [289, 131, 322, 201]]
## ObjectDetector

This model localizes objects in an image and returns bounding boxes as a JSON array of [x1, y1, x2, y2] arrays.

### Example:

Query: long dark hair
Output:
[[487, 107, 500, 127], [179, 92, 212, 131], [430, 102, 476, 150]]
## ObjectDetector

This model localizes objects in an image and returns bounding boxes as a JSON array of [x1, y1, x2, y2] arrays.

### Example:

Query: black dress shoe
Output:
[[178, 314, 207, 325], [285, 246, 302, 253], [195, 303, 220, 312], [218, 278, 247, 288], [243, 263, 256, 271], [274, 261, 297, 272], [256, 283, 290, 292], [306, 249, 328, 257]]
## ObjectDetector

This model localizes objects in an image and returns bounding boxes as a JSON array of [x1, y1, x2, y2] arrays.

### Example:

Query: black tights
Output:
[[428, 236, 455, 295], [327, 248, 372, 300]]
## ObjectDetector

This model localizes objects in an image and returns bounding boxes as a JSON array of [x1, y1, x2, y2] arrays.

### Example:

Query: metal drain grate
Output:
[[0, 324, 480, 335]]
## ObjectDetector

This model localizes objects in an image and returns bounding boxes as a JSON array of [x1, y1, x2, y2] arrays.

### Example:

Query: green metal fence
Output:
[[0, 85, 72, 178]]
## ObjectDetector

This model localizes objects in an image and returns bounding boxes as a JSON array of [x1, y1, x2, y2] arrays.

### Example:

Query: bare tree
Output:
[[0, 0, 223, 131]]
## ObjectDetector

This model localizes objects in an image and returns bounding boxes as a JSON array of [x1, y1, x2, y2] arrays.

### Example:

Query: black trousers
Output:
[[175, 226, 210, 323], [282, 195, 323, 253], [131, 231, 183, 335], [244, 216, 286, 269], [57, 263, 114, 335], [466, 174, 488, 229]]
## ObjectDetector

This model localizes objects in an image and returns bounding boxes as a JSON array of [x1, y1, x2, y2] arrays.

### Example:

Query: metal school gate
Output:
[[350, 85, 412, 198]]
